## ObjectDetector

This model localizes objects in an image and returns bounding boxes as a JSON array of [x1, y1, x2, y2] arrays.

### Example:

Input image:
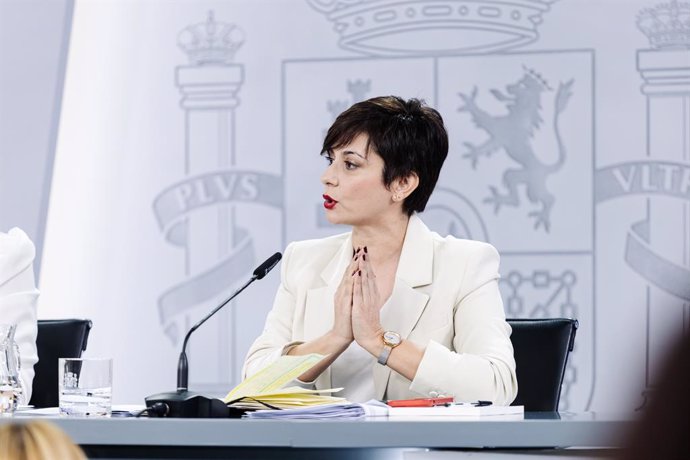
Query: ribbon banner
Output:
[[595, 160, 690, 203], [625, 221, 690, 302], [153, 170, 283, 246], [158, 228, 255, 328], [595, 160, 690, 302], [152, 169, 282, 343], [157, 226, 255, 345]]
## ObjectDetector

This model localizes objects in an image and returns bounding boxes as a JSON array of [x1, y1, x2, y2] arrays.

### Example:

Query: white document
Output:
[[245, 400, 389, 420], [387, 404, 524, 417], [245, 401, 524, 420]]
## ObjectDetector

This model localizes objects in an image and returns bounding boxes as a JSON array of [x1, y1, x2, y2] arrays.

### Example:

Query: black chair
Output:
[[507, 318, 578, 412], [29, 319, 92, 408]]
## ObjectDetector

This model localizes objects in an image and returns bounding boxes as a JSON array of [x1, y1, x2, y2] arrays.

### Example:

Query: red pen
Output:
[[385, 396, 454, 407]]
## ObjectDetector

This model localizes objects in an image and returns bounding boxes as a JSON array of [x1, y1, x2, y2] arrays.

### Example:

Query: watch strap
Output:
[[377, 344, 393, 366]]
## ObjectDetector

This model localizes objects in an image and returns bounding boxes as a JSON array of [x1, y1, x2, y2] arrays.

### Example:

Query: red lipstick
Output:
[[323, 194, 337, 210]]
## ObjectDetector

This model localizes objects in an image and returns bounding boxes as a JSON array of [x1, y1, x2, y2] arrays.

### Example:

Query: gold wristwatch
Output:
[[377, 331, 402, 366]]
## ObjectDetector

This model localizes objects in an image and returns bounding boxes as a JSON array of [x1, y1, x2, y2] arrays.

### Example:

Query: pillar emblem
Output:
[[152, 12, 283, 387], [595, 0, 690, 403]]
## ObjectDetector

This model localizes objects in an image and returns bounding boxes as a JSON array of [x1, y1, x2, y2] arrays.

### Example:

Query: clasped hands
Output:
[[330, 247, 385, 356]]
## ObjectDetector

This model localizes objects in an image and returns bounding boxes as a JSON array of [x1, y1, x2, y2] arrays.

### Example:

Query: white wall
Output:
[[0, 0, 73, 272], [32, 0, 690, 410]]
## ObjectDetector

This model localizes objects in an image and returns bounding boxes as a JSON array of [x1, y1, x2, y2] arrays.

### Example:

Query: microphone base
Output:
[[145, 390, 230, 418]]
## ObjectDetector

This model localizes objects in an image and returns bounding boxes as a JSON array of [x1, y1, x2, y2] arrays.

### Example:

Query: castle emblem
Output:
[[458, 68, 573, 231], [326, 79, 371, 124]]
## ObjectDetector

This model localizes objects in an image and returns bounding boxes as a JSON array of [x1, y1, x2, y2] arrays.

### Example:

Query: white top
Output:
[[330, 342, 376, 402], [0, 228, 39, 404], [330, 298, 392, 402], [244, 215, 517, 405]]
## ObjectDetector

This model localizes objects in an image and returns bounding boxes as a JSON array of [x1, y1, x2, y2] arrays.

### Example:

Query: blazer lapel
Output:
[[373, 215, 434, 400], [303, 233, 353, 390]]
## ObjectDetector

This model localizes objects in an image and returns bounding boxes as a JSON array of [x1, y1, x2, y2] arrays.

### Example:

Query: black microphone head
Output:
[[253, 252, 282, 280]]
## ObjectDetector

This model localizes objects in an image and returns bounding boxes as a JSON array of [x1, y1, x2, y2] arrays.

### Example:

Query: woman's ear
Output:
[[392, 173, 419, 200]]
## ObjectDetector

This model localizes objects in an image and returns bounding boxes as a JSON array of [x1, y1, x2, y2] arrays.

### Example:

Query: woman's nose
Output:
[[321, 163, 337, 186]]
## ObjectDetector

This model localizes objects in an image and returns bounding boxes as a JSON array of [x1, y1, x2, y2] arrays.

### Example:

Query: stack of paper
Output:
[[226, 386, 346, 410], [244, 400, 523, 420], [223, 353, 347, 410], [387, 404, 524, 417], [246, 400, 389, 420]]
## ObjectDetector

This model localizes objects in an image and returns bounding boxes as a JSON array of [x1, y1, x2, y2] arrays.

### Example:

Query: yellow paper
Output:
[[234, 387, 344, 406], [239, 386, 343, 397], [223, 353, 325, 402], [227, 389, 347, 410]]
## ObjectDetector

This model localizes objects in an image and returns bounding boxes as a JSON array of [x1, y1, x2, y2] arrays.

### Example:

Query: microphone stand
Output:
[[145, 253, 281, 418], [177, 276, 255, 393]]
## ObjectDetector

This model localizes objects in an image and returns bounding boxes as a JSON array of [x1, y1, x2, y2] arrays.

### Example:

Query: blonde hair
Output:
[[0, 421, 86, 460]]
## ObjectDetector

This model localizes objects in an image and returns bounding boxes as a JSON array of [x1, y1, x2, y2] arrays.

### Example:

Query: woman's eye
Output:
[[324, 156, 334, 165], [344, 161, 357, 170]]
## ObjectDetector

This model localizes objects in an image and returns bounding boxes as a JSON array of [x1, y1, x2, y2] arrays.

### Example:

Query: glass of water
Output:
[[59, 358, 112, 417]]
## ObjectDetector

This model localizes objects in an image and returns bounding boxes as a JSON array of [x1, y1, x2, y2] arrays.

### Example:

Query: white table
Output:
[[3, 411, 634, 459]]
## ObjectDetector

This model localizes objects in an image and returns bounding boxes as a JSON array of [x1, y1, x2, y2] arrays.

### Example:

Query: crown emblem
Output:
[[178, 11, 245, 65], [306, 0, 557, 56], [637, 1, 690, 49], [326, 79, 372, 121], [523, 65, 552, 91]]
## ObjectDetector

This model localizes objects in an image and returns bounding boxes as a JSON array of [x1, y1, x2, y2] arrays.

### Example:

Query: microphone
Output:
[[253, 252, 281, 280], [145, 252, 282, 418]]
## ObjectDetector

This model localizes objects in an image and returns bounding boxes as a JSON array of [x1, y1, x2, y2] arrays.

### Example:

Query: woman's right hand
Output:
[[330, 247, 360, 344], [283, 248, 359, 382]]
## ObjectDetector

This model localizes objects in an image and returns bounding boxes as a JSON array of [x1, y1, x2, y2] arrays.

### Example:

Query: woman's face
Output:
[[320, 133, 397, 226]]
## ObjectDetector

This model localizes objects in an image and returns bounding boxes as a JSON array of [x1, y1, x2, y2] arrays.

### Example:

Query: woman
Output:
[[0, 227, 39, 405], [244, 96, 517, 405], [0, 421, 86, 460]]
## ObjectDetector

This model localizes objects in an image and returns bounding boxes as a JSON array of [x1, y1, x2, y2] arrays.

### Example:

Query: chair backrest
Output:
[[29, 319, 92, 408], [507, 318, 578, 412]]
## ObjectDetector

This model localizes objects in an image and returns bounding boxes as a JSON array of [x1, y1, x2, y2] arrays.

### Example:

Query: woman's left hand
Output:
[[352, 252, 385, 355]]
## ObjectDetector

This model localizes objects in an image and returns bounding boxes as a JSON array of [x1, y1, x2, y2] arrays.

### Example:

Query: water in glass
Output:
[[59, 358, 113, 417], [0, 324, 22, 416]]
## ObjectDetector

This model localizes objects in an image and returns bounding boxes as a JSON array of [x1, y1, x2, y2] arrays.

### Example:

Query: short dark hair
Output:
[[321, 96, 448, 216]]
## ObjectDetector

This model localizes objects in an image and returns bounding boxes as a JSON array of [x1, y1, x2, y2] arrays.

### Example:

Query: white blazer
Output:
[[243, 215, 517, 405], [0, 228, 39, 405]]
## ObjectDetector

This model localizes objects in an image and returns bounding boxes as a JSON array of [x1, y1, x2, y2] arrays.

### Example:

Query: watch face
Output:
[[383, 331, 401, 346]]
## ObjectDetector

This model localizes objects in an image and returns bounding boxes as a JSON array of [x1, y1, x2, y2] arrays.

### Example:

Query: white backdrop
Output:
[[38, 0, 690, 410]]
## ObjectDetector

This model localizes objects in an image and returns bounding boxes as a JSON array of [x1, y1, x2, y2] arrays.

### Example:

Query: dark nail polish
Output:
[[358, 270, 362, 276], [362, 254, 366, 261], [364, 246, 368, 253]]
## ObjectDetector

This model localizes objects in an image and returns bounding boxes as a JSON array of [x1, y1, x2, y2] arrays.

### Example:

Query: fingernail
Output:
[[358, 270, 362, 276], [352, 269, 357, 276], [362, 254, 366, 261], [364, 246, 368, 253]]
